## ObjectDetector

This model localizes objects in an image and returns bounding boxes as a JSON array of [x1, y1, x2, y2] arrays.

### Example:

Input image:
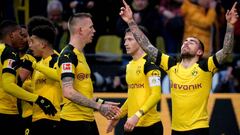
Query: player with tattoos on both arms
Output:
[[119, 0, 238, 134]]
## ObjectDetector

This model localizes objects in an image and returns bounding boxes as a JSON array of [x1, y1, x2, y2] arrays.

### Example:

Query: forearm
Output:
[[2, 73, 38, 102], [34, 63, 59, 81], [120, 99, 128, 118], [139, 87, 161, 113], [127, 19, 158, 62], [216, 23, 234, 63], [62, 77, 100, 110]]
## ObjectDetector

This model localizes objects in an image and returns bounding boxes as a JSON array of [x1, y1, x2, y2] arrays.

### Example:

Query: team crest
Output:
[[136, 66, 141, 75], [192, 69, 198, 76]]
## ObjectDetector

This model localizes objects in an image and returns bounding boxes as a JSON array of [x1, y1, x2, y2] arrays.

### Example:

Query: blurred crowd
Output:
[[0, 0, 239, 93]]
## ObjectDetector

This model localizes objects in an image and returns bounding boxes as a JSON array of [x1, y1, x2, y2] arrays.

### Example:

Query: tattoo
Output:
[[62, 77, 98, 109], [128, 20, 158, 62], [216, 24, 234, 64], [62, 77, 73, 89]]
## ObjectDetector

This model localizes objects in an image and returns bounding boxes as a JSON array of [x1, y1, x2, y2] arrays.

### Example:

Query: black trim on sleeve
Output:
[[168, 56, 177, 70], [144, 61, 160, 75], [22, 60, 33, 72], [213, 55, 221, 68], [155, 50, 162, 66], [58, 45, 78, 68], [49, 54, 58, 68], [61, 73, 75, 80], [2, 68, 16, 75]]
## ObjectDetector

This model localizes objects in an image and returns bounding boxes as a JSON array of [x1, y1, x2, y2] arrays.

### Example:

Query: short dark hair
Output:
[[0, 20, 19, 40], [125, 25, 150, 38], [27, 16, 55, 36], [31, 25, 56, 45]]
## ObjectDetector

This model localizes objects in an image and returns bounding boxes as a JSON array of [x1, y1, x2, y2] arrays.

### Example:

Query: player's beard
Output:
[[180, 52, 195, 59]]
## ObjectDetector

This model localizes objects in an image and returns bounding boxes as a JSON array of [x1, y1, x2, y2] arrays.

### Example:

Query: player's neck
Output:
[[181, 57, 199, 68], [42, 48, 54, 59], [132, 49, 145, 60]]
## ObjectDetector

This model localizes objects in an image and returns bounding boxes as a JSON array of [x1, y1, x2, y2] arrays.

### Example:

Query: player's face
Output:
[[79, 18, 95, 44], [181, 37, 201, 57], [28, 35, 45, 57], [10, 27, 28, 49], [124, 32, 140, 55]]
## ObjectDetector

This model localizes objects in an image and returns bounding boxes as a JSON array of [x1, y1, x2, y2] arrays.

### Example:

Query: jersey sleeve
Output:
[[120, 99, 128, 118], [34, 54, 59, 81], [58, 50, 77, 80], [2, 72, 38, 102], [198, 55, 220, 73], [1, 46, 19, 76], [156, 50, 177, 71], [140, 62, 161, 114], [21, 50, 37, 72]]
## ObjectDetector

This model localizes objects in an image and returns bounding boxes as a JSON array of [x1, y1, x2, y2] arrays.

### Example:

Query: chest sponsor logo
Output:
[[77, 73, 90, 81], [128, 83, 144, 89], [36, 78, 46, 84], [170, 81, 202, 90]]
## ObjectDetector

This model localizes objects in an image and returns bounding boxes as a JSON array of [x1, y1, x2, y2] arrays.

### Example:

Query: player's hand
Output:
[[124, 115, 139, 132], [99, 104, 121, 120], [106, 119, 120, 133], [104, 101, 120, 106], [35, 96, 57, 116], [226, 2, 238, 25], [119, 0, 133, 23]]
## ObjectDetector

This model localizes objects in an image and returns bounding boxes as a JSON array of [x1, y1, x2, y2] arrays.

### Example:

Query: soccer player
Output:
[[0, 20, 57, 135], [28, 25, 62, 135], [106, 26, 163, 135], [57, 13, 121, 135], [119, 0, 238, 134]]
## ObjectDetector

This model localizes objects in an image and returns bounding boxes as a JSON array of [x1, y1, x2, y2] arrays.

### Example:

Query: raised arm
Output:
[[216, 2, 238, 64], [119, 0, 158, 62]]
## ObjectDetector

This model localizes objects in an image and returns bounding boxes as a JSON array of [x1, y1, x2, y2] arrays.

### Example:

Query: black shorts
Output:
[[21, 116, 32, 135], [172, 128, 209, 135], [60, 118, 99, 135], [124, 121, 163, 135], [31, 118, 60, 135], [0, 113, 22, 135]]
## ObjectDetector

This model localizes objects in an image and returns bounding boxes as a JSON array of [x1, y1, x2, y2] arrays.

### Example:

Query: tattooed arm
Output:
[[216, 2, 238, 64], [62, 77, 100, 109], [62, 77, 121, 119], [119, 0, 158, 63]]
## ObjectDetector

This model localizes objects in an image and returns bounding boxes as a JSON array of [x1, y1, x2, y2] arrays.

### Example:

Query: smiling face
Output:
[[181, 37, 204, 59], [10, 27, 28, 49]]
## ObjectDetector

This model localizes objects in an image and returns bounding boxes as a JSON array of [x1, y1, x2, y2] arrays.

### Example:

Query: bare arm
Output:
[[62, 77, 100, 110], [62, 77, 121, 119], [216, 24, 234, 63], [119, 0, 158, 62], [216, 2, 238, 64], [128, 20, 158, 62]]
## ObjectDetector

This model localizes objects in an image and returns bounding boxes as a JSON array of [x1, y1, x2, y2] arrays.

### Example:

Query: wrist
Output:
[[127, 19, 135, 25], [227, 23, 234, 28], [95, 102, 101, 110], [135, 110, 144, 118], [96, 98, 105, 104]]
